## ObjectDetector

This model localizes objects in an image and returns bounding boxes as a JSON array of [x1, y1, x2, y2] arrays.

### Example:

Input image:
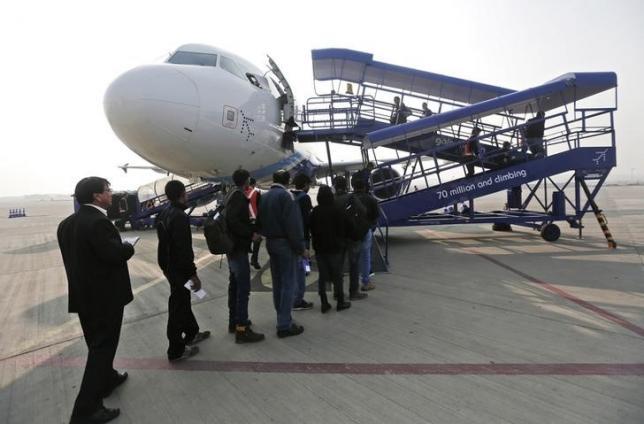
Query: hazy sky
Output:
[[1, 0, 642, 196]]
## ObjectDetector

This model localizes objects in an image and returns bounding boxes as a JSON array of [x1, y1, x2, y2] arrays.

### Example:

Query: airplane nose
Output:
[[104, 65, 200, 158]]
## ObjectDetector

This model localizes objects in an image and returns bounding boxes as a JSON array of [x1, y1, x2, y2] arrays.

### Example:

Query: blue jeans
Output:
[[360, 230, 373, 285], [227, 251, 251, 327], [293, 257, 307, 305], [266, 239, 297, 330]]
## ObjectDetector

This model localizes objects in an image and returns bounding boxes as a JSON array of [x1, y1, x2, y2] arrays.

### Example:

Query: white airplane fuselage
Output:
[[104, 44, 313, 182]]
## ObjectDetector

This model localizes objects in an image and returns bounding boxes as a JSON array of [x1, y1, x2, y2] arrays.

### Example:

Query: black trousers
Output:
[[166, 273, 199, 358], [71, 307, 124, 418], [316, 252, 344, 298]]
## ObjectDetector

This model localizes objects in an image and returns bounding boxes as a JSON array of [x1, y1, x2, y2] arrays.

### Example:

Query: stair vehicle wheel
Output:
[[540, 223, 560, 242], [492, 223, 512, 232]]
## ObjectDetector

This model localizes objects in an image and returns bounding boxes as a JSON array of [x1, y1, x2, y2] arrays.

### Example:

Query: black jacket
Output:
[[309, 204, 346, 254], [57, 205, 134, 315], [225, 188, 255, 253], [354, 192, 379, 228], [525, 116, 545, 138], [156, 202, 197, 279]]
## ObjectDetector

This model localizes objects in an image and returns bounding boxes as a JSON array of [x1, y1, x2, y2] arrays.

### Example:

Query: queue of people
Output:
[[57, 168, 380, 423]]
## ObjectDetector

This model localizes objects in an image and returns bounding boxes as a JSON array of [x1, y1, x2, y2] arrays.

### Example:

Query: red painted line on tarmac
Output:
[[478, 254, 644, 338], [11, 355, 644, 375]]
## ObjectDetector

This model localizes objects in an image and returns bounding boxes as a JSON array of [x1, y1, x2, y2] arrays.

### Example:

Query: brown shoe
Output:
[[235, 326, 265, 344], [361, 282, 375, 291]]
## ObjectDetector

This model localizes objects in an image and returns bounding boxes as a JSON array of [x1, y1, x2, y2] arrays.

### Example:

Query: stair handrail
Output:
[[368, 108, 614, 198]]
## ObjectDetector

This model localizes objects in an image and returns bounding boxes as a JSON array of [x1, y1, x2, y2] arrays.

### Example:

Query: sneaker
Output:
[[349, 292, 368, 300], [235, 326, 265, 344], [293, 300, 314, 311], [277, 323, 304, 338], [369, 272, 375, 277], [361, 282, 375, 291], [186, 331, 211, 345], [169, 345, 199, 362], [321, 303, 332, 314]]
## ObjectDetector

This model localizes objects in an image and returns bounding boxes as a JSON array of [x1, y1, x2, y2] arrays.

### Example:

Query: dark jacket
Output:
[[309, 204, 345, 254], [290, 189, 312, 249], [225, 188, 255, 253], [257, 184, 305, 254], [354, 192, 379, 228], [156, 202, 197, 280], [334, 190, 368, 241], [57, 205, 134, 315], [525, 116, 545, 138]]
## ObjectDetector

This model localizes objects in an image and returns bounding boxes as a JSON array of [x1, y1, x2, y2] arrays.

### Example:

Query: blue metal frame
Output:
[[300, 48, 618, 248]]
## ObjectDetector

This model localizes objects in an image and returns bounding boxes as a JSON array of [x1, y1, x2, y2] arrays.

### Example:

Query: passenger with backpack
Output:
[[333, 176, 368, 301], [290, 173, 314, 311], [224, 169, 265, 343]]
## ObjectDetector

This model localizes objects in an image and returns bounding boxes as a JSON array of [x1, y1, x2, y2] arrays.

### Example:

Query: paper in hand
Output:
[[122, 236, 140, 246], [184, 280, 207, 299]]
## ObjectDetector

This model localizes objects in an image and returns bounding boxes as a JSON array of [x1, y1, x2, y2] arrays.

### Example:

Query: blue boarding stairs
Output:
[[297, 49, 618, 252]]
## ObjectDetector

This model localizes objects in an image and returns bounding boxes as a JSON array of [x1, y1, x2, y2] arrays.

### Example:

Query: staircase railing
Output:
[[367, 108, 615, 200]]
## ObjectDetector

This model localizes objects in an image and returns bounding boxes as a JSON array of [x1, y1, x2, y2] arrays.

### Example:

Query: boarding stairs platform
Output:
[[298, 48, 619, 246], [297, 48, 515, 148]]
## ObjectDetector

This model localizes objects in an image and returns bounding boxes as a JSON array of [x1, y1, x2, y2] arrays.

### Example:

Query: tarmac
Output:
[[0, 185, 643, 423]]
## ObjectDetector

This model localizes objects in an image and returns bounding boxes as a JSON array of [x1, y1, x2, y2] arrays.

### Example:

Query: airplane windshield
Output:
[[220, 56, 246, 80], [167, 51, 218, 67]]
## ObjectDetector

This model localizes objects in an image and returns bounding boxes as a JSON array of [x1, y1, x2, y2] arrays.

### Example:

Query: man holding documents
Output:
[[156, 180, 210, 361], [57, 177, 134, 424]]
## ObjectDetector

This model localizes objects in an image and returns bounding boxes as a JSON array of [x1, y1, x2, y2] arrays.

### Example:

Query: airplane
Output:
[[104, 43, 363, 185]]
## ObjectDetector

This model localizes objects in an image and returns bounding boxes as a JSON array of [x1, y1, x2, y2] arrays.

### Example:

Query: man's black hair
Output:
[[232, 169, 250, 187], [333, 175, 347, 191], [165, 180, 186, 202], [317, 185, 334, 206], [74, 177, 110, 204], [273, 169, 290, 185], [292, 173, 311, 189], [352, 177, 366, 191]]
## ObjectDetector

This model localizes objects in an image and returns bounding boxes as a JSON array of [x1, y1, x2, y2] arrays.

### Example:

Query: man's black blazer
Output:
[[57, 205, 134, 315]]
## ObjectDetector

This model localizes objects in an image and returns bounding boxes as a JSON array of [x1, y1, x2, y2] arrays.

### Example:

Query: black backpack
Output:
[[344, 194, 370, 241], [203, 189, 238, 255]]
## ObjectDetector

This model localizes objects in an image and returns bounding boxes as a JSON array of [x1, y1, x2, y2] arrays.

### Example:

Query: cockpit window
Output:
[[168, 51, 218, 67], [220, 56, 246, 80]]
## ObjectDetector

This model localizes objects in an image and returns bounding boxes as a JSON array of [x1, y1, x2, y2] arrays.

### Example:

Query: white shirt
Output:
[[84, 203, 108, 216]]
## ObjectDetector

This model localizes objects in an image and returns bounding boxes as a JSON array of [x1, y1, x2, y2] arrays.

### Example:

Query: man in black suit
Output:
[[58, 177, 135, 424]]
